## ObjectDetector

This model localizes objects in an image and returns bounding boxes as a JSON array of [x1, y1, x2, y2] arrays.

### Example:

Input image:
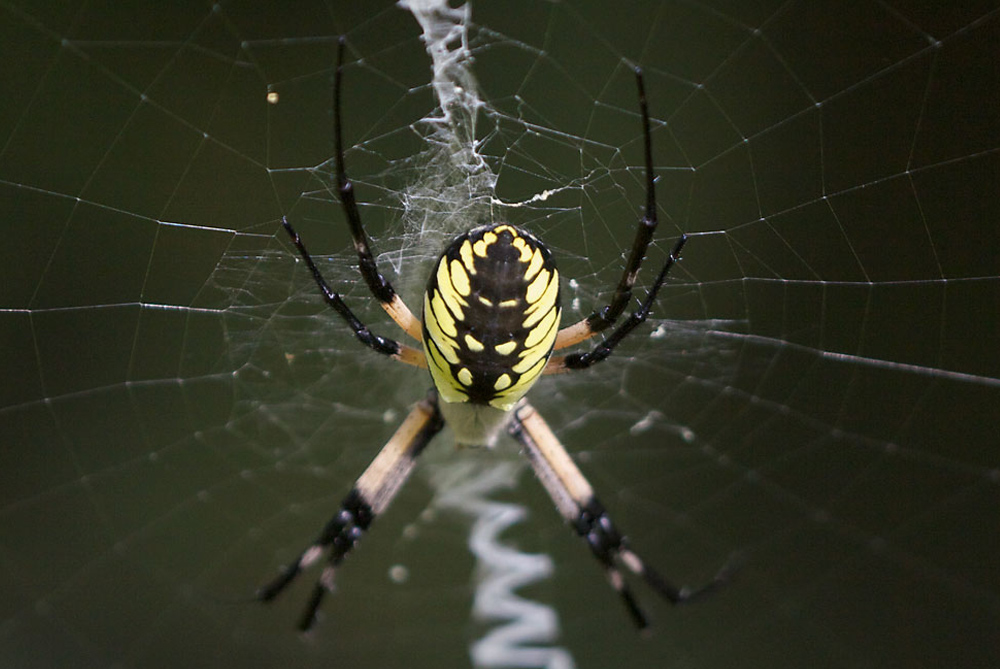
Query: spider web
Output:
[[2, 1, 999, 668]]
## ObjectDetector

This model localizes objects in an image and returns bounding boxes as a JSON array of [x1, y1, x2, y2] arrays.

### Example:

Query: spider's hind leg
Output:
[[258, 391, 444, 630], [508, 401, 731, 628]]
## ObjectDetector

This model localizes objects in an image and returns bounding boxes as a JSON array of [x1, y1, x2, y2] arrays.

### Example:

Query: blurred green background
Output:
[[2, 1, 998, 668]]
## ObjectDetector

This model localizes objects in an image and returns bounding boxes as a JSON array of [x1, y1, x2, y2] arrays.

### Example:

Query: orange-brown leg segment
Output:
[[508, 401, 730, 628], [258, 392, 444, 630]]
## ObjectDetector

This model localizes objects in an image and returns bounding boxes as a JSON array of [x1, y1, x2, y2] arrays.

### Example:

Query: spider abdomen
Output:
[[422, 223, 561, 410]]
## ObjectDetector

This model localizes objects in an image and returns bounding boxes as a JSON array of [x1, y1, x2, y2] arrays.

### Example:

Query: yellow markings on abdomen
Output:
[[464, 334, 485, 352], [449, 259, 471, 296], [525, 268, 551, 304], [425, 338, 466, 403], [513, 309, 560, 375], [522, 268, 559, 328], [523, 306, 559, 349], [429, 292, 457, 337], [524, 248, 544, 281], [494, 341, 517, 356], [459, 239, 477, 275], [421, 222, 561, 409]]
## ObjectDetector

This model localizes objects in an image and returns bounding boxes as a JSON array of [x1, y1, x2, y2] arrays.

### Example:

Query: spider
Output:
[[259, 38, 729, 631]]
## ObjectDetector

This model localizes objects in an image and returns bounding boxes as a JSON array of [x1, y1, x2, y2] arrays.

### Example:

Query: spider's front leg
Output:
[[508, 401, 731, 628], [258, 392, 444, 630], [550, 66, 669, 353]]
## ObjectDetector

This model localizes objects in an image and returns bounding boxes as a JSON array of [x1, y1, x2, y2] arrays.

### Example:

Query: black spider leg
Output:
[[573, 497, 731, 626], [258, 393, 445, 631], [256, 488, 374, 630], [329, 37, 398, 307], [282, 216, 402, 358], [281, 36, 421, 352], [563, 233, 686, 370], [584, 66, 663, 334]]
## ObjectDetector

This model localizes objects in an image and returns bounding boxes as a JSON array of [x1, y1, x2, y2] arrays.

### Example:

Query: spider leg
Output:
[[258, 391, 444, 630], [548, 233, 685, 372], [330, 37, 422, 341], [282, 217, 426, 368], [508, 401, 729, 629], [554, 66, 666, 351]]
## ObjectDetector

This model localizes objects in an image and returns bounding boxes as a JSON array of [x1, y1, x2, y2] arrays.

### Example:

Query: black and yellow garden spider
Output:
[[259, 39, 728, 631]]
